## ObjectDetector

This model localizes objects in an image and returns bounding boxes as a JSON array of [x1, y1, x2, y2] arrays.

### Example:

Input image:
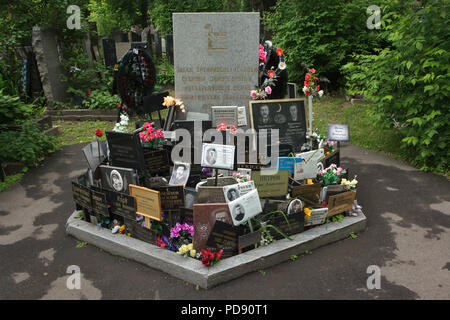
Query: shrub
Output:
[[264, 0, 385, 89], [342, 0, 449, 173], [156, 58, 174, 85], [0, 91, 33, 125], [0, 123, 57, 167], [81, 90, 121, 110]]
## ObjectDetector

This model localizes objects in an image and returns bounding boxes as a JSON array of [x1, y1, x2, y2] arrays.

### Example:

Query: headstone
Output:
[[99, 165, 137, 194], [102, 38, 117, 67], [110, 191, 137, 221], [143, 149, 171, 176], [153, 185, 185, 211], [154, 31, 162, 59], [165, 34, 174, 64], [91, 188, 109, 217], [173, 13, 259, 121], [32, 27, 70, 106], [71, 182, 92, 211], [106, 131, 146, 176]]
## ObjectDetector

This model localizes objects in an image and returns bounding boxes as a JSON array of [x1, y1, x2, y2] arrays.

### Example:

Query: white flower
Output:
[[278, 62, 287, 70], [318, 90, 324, 97], [265, 40, 272, 47], [302, 86, 308, 93]]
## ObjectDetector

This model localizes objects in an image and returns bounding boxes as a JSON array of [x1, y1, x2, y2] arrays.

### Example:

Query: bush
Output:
[[264, 0, 385, 89], [342, 0, 449, 173], [156, 58, 174, 85], [0, 123, 57, 167], [0, 91, 33, 125], [81, 90, 121, 110]]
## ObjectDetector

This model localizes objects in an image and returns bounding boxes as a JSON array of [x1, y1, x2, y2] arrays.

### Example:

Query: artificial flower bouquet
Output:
[[138, 122, 164, 147], [113, 113, 129, 133], [168, 222, 194, 250], [200, 249, 223, 267], [232, 171, 250, 183], [162, 95, 186, 113], [318, 164, 346, 186], [302, 68, 324, 98]]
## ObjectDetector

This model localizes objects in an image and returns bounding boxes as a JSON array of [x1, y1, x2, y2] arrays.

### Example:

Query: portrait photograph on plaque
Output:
[[169, 162, 191, 186], [99, 165, 137, 194], [248, 98, 307, 152], [227, 189, 262, 226], [201, 143, 235, 170]]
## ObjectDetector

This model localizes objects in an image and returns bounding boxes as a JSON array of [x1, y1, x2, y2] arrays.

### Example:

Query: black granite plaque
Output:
[[91, 188, 109, 217], [268, 212, 304, 240], [143, 149, 171, 176], [110, 191, 137, 221], [102, 38, 117, 67], [153, 185, 185, 211], [206, 220, 245, 258], [180, 207, 193, 225], [71, 182, 92, 210], [106, 131, 146, 175]]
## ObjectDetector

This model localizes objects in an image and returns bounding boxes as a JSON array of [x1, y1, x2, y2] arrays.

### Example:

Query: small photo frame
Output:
[[169, 162, 191, 186], [201, 143, 235, 170]]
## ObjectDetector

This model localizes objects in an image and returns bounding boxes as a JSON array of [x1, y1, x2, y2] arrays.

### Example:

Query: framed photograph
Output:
[[223, 181, 255, 203], [201, 143, 235, 170], [228, 189, 262, 226], [248, 98, 307, 152], [169, 162, 191, 186], [287, 199, 303, 215], [99, 165, 137, 194]]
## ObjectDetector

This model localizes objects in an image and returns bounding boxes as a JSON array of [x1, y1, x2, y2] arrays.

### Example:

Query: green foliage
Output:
[[264, 0, 386, 89], [326, 214, 345, 224], [81, 90, 121, 109], [156, 58, 174, 85], [76, 241, 89, 248], [0, 91, 34, 125], [0, 173, 24, 193], [289, 255, 298, 261], [349, 232, 358, 239], [342, 0, 450, 174], [0, 123, 57, 167]]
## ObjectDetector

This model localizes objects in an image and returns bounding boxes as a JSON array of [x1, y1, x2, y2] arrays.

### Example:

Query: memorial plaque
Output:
[[173, 13, 259, 121], [304, 207, 328, 226], [129, 185, 162, 222], [143, 149, 171, 176], [278, 156, 303, 174], [327, 191, 356, 217], [71, 182, 92, 210], [237, 106, 247, 126], [169, 162, 191, 186], [249, 98, 307, 152], [106, 131, 146, 174], [82, 141, 108, 171], [251, 170, 289, 198], [206, 220, 245, 258], [184, 187, 198, 209], [228, 189, 262, 226], [197, 183, 227, 204], [223, 181, 255, 202], [322, 149, 340, 169], [328, 124, 349, 142], [153, 185, 185, 211], [238, 230, 262, 254], [293, 148, 324, 180], [193, 203, 233, 251], [91, 188, 109, 217], [210, 106, 238, 127], [110, 191, 136, 221], [206, 176, 238, 187], [268, 212, 304, 240], [201, 143, 235, 170], [99, 165, 137, 194]]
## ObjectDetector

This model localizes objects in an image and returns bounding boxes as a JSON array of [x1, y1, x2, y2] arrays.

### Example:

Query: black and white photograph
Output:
[[201, 143, 236, 170], [223, 181, 255, 203], [249, 98, 307, 152], [99, 165, 137, 194], [226, 187, 240, 202], [228, 189, 262, 226], [287, 199, 303, 215], [169, 162, 191, 186]]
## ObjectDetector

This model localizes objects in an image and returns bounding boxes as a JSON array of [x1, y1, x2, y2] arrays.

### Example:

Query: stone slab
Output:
[[66, 210, 367, 289], [173, 13, 259, 122]]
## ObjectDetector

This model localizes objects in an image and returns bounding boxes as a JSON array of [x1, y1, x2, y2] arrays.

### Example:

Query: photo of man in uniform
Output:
[[289, 104, 298, 122], [233, 204, 245, 222], [169, 163, 190, 186], [205, 147, 217, 166], [226, 188, 240, 202], [258, 104, 271, 125]]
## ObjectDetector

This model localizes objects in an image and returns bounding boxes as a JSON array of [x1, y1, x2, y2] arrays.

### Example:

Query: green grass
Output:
[[313, 96, 407, 165], [0, 172, 24, 192]]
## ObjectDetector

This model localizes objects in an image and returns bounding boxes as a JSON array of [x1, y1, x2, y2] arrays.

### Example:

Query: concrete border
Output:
[[66, 211, 367, 289]]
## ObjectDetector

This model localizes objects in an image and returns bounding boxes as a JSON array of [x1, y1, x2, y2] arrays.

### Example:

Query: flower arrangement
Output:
[[201, 167, 213, 177], [138, 122, 164, 147], [341, 177, 358, 190], [113, 113, 129, 133], [304, 207, 312, 218], [162, 95, 186, 113], [177, 243, 196, 258], [216, 123, 237, 135], [323, 140, 336, 156], [252, 42, 287, 100], [200, 249, 223, 267], [302, 68, 324, 97], [232, 171, 250, 183], [318, 164, 346, 186], [170, 223, 194, 241]]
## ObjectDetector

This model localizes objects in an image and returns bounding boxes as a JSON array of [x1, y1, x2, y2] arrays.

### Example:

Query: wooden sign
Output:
[[129, 185, 162, 225], [153, 185, 185, 211], [269, 212, 304, 240], [327, 191, 356, 217], [110, 191, 137, 221], [251, 170, 289, 198], [238, 230, 262, 254], [71, 182, 92, 210], [291, 183, 322, 204], [91, 188, 109, 217], [206, 220, 244, 258], [143, 149, 171, 176], [193, 203, 233, 251]]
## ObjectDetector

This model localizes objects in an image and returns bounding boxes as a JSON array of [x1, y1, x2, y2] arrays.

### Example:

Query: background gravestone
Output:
[[32, 27, 70, 106], [102, 38, 117, 67], [165, 34, 174, 64], [173, 13, 259, 122], [154, 31, 162, 59]]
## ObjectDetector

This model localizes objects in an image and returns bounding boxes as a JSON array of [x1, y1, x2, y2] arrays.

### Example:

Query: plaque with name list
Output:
[[206, 220, 245, 258], [91, 188, 109, 217], [106, 131, 146, 175], [180, 207, 194, 225], [71, 182, 92, 210], [153, 185, 185, 211], [110, 191, 136, 221], [210, 106, 238, 127], [143, 149, 171, 176], [129, 185, 162, 224], [268, 212, 304, 240], [251, 170, 289, 198]]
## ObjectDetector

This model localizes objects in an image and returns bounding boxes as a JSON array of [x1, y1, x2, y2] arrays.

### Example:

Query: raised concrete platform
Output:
[[66, 211, 367, 289]]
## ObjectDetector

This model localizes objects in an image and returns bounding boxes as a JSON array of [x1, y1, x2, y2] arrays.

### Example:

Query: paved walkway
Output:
[[0, 143, 449, 299]]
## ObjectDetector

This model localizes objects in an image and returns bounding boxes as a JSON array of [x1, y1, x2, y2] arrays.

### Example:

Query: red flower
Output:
[[316, 85, 320, 91], [94, 129, 103, 137], [87, 89, 91, 97], [276, 48, 283, 56], [305, 73, 311, 81], [267, 70, 275, 78], [229, 125, 237, 135], [304, 80, 311, 87], [215, 249, 223, 260], [216, 123, 227, 131], [309, 68, 316, 74]]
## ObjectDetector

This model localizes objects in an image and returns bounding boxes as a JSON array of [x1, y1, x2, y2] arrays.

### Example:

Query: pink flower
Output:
[[229, 125, 237, 135], [232, 172, 238, 177], [265, 86, 272, 94], [250, 90, 257, 98], [309, 68, 316, 74]]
